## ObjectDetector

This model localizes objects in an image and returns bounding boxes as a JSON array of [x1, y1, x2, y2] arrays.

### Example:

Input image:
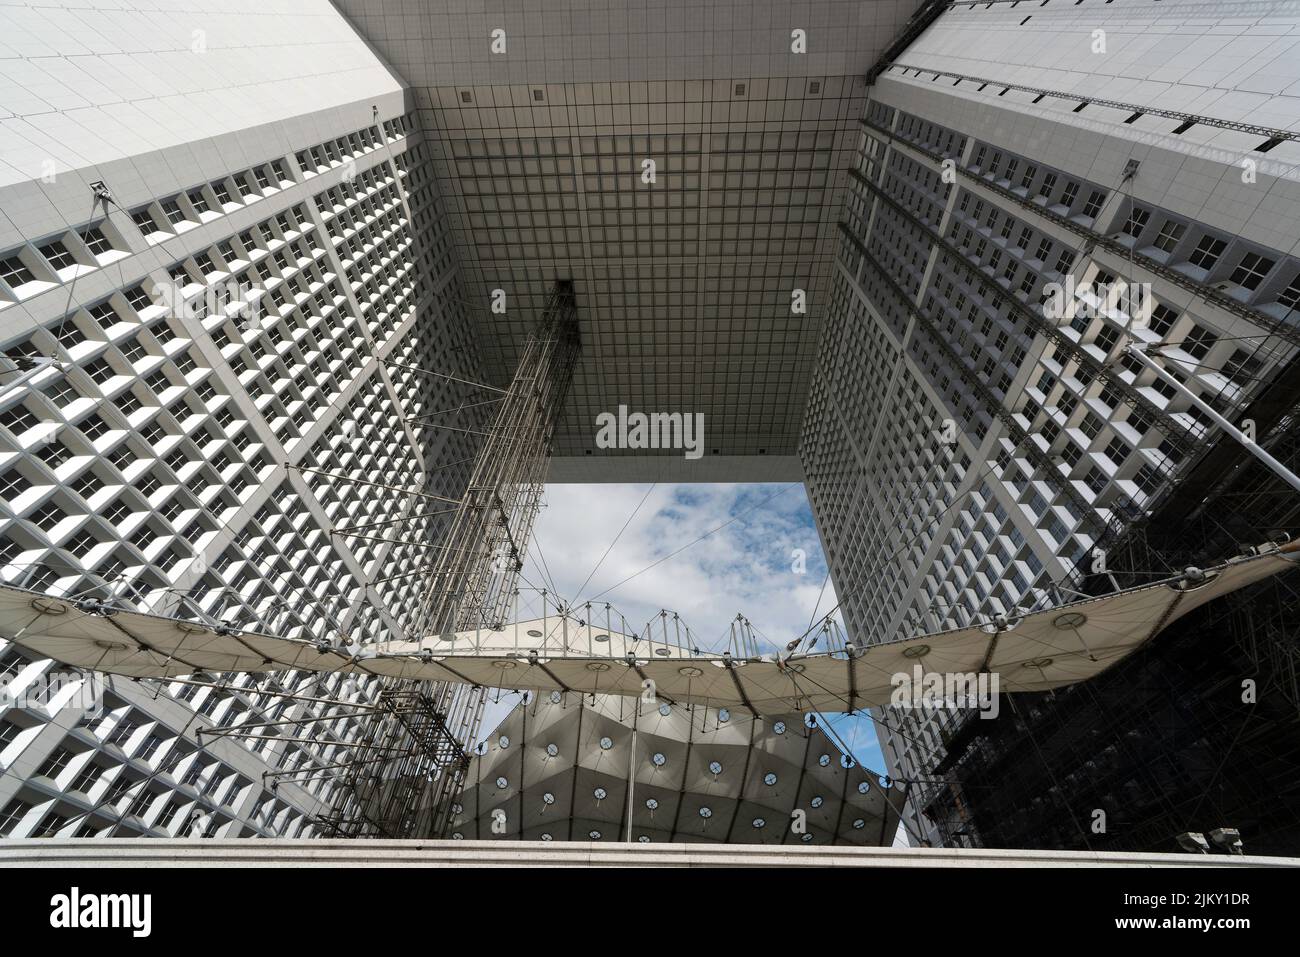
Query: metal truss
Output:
[[314, 280, 580, 838]]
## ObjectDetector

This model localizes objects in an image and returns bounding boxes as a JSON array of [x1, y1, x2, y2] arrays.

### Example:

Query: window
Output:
[[1083, 466, 1108, 494], [35, 813, 70, 838], [1152, 219, 1185, 253], [39, 241, 76, 271], [0, 405, 38, 435], [1, 255, 35, 287], [138, 734, 165, 761], [1188, 235, 1227, 270], [1134, 464, 1162, 496], [1104, 435, 1129, 464], [0, 651, 26, 683], [0, 468, 26, 500], [84, 357, 115, 384], [128, 790, 154, 818], [1223, 349, 1263, 387], [1082, 189, 1107, 218], [1277, 272, 1300, 312], [70, 763, 101, 793], [183, 761, 208, 787], [37, 747, 74, 778], [1229, 252, 1275, 290], [71, 472, 100, 499], [1183, 325, 1217, 360], [132, 208, 160, 233], [87, 300, 119, 329], [187, 189, 209, 215], [1122, 206, 1150, 237], [1060, 181, 1080, 208], [1095, 325, 1119, 353], [156, 801, 182, 830], [161, 200, 186, 225], [104, 777, 134, 806], [0, 800, 32, 836], [107, 717, 138, 748], [81, 227, 113, 256], [1148, 302, 1178, 336], [103, 500, 132, 526], [123, 285, 153, 312]]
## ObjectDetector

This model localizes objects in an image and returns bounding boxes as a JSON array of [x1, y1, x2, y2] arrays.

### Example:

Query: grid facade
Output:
[[801, 0, 1300, 845], [0, 90, 488, 837], [333, 0, 928, 477]]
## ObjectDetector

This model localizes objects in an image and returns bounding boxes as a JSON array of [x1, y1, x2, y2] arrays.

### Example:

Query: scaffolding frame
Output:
[[314, 281, 580, 838], [918, 385, 1300, 854]]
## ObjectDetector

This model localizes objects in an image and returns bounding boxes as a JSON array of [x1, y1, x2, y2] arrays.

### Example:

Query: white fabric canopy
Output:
[[2, 542, 1295, 715]]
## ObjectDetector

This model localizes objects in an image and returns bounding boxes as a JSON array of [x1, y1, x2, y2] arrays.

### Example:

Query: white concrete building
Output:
[[3, 0, 1299, 848], [801, 0, 1300, 844], [0, 0, 488, 838]]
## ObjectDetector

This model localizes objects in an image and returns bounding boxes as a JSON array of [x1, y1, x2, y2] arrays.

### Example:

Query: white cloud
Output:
[[525, 483, 833, 652], [513, 482, 887, 776]]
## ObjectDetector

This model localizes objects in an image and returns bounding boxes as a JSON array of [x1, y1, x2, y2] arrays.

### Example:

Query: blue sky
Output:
[[501, 482, 888, 782]]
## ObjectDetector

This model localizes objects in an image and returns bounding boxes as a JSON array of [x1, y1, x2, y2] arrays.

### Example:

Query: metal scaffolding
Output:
[[410, 281, 581, 639], [316, 281, 580, 837], [917, 375, 1300, 855]]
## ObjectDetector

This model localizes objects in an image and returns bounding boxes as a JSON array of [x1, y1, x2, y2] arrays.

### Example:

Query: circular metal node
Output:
[[1053, 611, 1088, 629], [902, 644, 930, 659]]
